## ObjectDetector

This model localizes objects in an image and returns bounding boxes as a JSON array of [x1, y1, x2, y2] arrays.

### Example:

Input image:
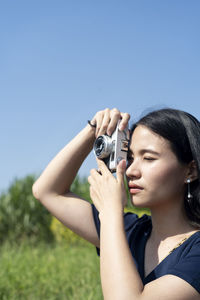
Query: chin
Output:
[[131, 200, 148, 208], [130, 195, 152, 208]]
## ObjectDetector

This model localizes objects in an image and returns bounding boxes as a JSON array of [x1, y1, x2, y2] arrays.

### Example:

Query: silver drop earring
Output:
[[187, 178, 193, 203]]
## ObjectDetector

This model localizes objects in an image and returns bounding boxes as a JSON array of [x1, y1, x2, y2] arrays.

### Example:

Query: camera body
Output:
[[93, 121, 130, 173]]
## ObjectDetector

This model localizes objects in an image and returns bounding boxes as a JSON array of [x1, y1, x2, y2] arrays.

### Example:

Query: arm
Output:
[[32, 108, 129, 246], [88, 160, 200, 299], [32, 123, 100, 245], [32, 124, 95, 198]]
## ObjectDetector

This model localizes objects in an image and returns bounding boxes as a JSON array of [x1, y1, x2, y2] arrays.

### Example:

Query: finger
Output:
[[107, 108, 121, 136], [119, 113, 130, 131], [89, 168, 101, 181], [89, 185, 100, 205], [96, 158, 110, 175], [88, 171, 102, 203], [98, 108, 111, 136], [90, 111, 102, 137], [116, 159, 126, 184], [95, 112, 104, 137], [88, 174, 95, 185]]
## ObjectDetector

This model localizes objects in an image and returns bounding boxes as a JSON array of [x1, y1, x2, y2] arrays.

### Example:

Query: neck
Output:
[[150, 199, 196, 242]]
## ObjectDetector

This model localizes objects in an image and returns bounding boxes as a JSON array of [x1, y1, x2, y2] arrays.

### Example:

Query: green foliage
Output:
[[0, 174, 92, 244], [124, 206, 151, 217], [51, 216, 89, 245], [0, 241, 102, 300], [71, 175, 91, 202], [0, 175, 53, 243]]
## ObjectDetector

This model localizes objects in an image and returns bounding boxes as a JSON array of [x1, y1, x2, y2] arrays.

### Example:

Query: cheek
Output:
[[144, 162, 185, 195]]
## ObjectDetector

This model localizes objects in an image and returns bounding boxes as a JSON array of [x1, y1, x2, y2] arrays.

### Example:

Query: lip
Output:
[[128, 183, 143, 194], [128, 183, 143, 189]]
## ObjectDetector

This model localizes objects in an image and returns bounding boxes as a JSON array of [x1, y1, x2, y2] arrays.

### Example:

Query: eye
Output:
[[144, 157, 156, 161]]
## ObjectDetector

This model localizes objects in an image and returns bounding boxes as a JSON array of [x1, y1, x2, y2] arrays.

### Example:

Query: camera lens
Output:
[[94, 136, 105, 156], [93, 135, 112, 158]]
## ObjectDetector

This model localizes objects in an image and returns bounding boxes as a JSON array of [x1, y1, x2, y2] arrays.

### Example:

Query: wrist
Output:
[[99, 208, 124, 224], [83, 123, 96, 141]]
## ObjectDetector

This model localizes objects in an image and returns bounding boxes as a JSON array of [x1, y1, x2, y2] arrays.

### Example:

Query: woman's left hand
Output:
[[88, 159, 127, 216]]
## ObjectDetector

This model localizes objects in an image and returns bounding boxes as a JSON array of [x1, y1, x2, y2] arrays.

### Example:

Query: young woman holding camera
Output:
[[32, 108, 200, 299]]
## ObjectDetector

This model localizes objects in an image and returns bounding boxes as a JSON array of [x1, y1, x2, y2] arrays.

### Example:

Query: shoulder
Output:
[[144, 233, 200, 298], [167, 231, 200, 294], [142, 274, 200, 300], [124, 211, 151, 233], [178, 231, 200, 260]]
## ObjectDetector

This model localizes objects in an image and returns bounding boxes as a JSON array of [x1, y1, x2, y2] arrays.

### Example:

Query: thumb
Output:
[[116, 159, 126, 184]]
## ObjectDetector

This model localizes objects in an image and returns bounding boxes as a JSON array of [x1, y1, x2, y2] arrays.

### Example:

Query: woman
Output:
[[32, 108, 200, 299]]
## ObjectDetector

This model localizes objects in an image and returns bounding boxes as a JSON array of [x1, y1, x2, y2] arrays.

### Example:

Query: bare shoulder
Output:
[[141, 275, 199, 300]]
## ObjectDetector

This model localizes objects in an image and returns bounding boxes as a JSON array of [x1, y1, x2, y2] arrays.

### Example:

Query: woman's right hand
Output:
[[90, 108, 130, 137]]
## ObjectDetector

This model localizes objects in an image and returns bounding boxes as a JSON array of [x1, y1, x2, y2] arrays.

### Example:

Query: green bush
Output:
[[124, 206, 150, 217], [0, 175, 53, 243], [0, 174, 92, 244], [71, 175, 91, 202], [51, 217, 88, 245]]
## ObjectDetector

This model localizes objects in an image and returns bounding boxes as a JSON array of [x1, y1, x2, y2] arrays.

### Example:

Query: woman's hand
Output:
[[88, 158, 128, 216], [88, 108, 130, 216], [90, 108, 130, 137]]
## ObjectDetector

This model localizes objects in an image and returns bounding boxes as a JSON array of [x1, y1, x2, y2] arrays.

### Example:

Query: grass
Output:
[[0, 240, 103, 300], [0, 207, 150, 299]]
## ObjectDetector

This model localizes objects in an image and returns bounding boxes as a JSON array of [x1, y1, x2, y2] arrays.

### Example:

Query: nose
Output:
[[126, 160, 141, 179]]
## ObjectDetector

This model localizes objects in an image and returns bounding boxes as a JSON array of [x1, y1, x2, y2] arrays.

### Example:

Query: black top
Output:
[[91, 204, 200, 293]]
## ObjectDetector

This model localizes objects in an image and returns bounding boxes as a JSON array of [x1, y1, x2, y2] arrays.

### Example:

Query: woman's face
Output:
[[126, 125, 188, 208]]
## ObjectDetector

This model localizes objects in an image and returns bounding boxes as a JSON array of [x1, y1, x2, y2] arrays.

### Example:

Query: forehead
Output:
[[130, 125, 171, 152]]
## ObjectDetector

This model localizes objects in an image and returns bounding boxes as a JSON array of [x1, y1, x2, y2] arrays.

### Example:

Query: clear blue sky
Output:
[[1, 0, 200, 193]]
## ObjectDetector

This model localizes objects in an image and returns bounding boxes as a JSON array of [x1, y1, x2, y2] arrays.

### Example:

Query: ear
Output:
[[184, 160, 198, 183]]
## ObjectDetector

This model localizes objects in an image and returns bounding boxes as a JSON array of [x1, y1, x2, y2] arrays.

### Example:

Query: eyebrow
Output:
[[128, 149, 160, 156]]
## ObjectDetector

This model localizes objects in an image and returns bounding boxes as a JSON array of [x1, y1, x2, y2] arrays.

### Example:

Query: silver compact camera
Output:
[[93, 121, 130, 173]]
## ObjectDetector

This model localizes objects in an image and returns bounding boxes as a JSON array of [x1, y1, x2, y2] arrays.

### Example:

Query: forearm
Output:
[[33, 124, 95, 198], [99, 212, 144, 300]]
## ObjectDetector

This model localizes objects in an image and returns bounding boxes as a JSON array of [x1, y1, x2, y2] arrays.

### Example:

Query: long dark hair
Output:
[[131, 108, 200, 228]]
